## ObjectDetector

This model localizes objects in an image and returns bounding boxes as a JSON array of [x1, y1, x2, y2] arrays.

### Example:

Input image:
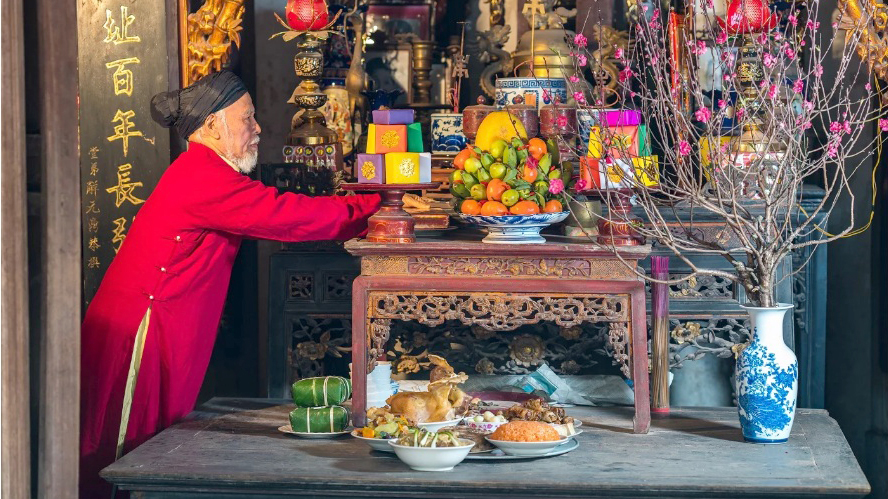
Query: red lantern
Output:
[[286, 0, 330, 31], [718, 0, 778, 35]]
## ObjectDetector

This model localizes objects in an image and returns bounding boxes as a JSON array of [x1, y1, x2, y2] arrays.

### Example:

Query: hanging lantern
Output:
[[718, 0, 778, 35], [285, 0, 330, 32]]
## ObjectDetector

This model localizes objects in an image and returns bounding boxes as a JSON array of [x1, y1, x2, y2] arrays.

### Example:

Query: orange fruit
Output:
[[527, 138, 547, 160], [509, 200, 541, 215], [543, 199, 563, 213], [486, 178, 508, 202], [453, 148, 476, 170], [460, 199, 482, 215], [481, 201, 509, 216], [522, 164, 539, 183]]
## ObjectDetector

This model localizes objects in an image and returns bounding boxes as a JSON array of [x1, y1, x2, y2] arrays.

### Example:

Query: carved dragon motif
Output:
[[477, 24, 513, 99]]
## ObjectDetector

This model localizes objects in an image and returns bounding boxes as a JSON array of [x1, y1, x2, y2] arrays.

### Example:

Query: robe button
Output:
[[149, 295, 154, 300], [175, 236, 181, 241], [160, 267, 166, 273]]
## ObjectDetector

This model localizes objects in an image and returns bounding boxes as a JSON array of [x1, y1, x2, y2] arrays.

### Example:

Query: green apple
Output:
[[470, 183, 487, 201], [489, 139, 509, 159], [464, 157, 482, 174], [489, 162, 507, 179], [501, 189, 520, 207]]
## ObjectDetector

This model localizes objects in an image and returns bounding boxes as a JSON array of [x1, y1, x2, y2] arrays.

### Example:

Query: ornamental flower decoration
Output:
[[395, 355, 421, 374], [382, 130, 401, 148], [509, 334, 545, 367], [361, 161, 376, 180], [472, 324, 497, 340], [475, 358, 496, 375], [399, 158, 416, 177], [297, 339, 329, 361], [560, 359, 581, 375], [559, 325, 582, 341]]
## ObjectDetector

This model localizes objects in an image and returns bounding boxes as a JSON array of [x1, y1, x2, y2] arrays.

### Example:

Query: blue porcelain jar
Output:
[[430, 113, 468, 154], [736, 303, 798, 444]]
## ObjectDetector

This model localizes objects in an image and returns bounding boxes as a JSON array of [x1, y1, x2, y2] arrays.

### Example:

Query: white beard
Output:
[[229, 147, 258, 174]]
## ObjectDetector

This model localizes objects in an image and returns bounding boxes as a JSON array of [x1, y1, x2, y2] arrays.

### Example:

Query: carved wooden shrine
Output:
[[345, 235, 652, 433]]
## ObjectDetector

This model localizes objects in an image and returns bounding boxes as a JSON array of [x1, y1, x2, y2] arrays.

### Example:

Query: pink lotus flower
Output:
[[549, 178, 565, 194], [880, 119, 888, 132], [716, 32, 728, 44], [678, 140, 691, 156], [695, 107, 712, 122], [793, 80, 804, 94], [573, 91, 586, 104], [574, 33, 588, 47], [557, 115, 568, 128]]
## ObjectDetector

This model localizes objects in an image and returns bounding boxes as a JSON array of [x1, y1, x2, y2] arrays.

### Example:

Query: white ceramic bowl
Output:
[[484, 436, 571, 456], [457, 212, 570, 244], [415, 418, 463, 433], [350, 430, 395, 452], [462, 417, 508, 433], [388, 439, 475, 471]]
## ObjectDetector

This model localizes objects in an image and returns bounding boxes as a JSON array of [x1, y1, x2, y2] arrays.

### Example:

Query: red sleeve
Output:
[[183, 168, 380, 242]]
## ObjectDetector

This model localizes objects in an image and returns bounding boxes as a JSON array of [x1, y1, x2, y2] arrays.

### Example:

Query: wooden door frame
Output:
[[2, 0, 32, 496]]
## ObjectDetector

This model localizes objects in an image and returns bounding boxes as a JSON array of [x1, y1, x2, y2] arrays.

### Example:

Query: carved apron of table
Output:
[[344, 237, 652, 433]]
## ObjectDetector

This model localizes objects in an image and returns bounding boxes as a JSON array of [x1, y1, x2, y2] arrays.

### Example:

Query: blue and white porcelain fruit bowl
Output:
[[457, 212, 569, 244]]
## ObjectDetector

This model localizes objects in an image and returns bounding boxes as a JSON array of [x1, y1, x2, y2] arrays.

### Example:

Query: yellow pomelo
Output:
[[474, 111, 527, 151]]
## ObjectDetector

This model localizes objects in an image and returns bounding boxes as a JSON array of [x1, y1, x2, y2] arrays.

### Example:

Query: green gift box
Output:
[[407, 123, 424, 153]]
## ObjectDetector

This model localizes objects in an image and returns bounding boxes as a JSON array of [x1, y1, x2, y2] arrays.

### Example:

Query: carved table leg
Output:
[[351, 277, 369, 427], [629, 283, 651, 434]]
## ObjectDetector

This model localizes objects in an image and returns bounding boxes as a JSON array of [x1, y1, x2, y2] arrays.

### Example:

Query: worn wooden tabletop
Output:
[[102, 398, 870, 499]]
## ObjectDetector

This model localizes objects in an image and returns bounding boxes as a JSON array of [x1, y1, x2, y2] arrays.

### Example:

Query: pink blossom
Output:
[[716, 32, 728, 44], [788, 14, 798, 26], [774, 32, 782, 41], [576, 53, 588, 66], [829, 121, 852, 136], [525, 154, 539, 170], [801, 40, 806, 47], [705, 0, 714, 8], [766, 84, 778, 100], [619, 68, 634, 82], [866, 82, 873, 91], [678, 140, 691, 156], [807, 20, 820, 31], [832, 21, 839, 29], [785, 48, 796, 60], [827, 141, 839, 158], [799, 120, 812, 130], [803, 100, 814, 112], [721, 51, 735, 64], [569, 75, 580, 83], [692, 41, 707, 56], [879, 119, 888, 131], [557, 115, 568, 128], [730, 11, 743, 25], [720, 143, 731, 153], [763, 53, 777, 68], [603, 155, 613, 165], [615, 47, 625, 60], [736, 108, 746, 121], [793, 80, 804, 94], [630, 91, 636, 98], [756, 33, 769, 45], [651, 54, 659, 66], [814, 65, 823, 77], [573, 91, 587, 104], [695, 107, 712, 122], [574, 33, 588, 47], [718, 99, 728, 109], [542, 90, 551, 102], [576, 178, 588, 191], [548, 178, 565, 194]]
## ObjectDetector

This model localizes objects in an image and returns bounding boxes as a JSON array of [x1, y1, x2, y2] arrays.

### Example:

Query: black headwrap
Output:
[[150, 70, 248, 140]]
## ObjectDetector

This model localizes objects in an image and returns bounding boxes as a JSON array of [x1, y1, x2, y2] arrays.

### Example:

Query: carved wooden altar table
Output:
[[344, 234, 653, 433]]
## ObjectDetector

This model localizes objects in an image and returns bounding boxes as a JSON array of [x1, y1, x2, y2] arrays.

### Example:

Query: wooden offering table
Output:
[[102, 398, 871, 498], [344, 233, 652, 433]]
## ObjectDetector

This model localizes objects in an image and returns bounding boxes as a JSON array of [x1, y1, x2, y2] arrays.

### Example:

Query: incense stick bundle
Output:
[[650, 256, 670, 413]]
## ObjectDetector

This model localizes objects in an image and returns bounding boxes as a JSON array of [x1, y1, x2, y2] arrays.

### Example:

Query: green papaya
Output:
[[289, 406, 349, 433], [291, 376, 351, 408]]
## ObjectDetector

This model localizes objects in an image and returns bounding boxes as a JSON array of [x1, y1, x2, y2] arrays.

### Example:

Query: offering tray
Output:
[[340, 182, 441, 243]]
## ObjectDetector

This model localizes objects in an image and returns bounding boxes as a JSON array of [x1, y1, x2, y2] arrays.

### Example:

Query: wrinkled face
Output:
[[218, 93, 261, 173]]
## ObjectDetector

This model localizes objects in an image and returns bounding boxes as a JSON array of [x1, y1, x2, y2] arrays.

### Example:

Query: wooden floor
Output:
[[102, 398, 871, 499]]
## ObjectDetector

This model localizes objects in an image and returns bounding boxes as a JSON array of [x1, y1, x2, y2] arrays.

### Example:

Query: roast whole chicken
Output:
[[385, 355, 472, 423]]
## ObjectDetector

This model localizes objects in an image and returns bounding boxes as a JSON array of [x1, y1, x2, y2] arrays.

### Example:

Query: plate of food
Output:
[[484, 421, 574, 456], [465, 438, 579, 460], [277, 425, 351, 438], [352, 409, 411, 452]]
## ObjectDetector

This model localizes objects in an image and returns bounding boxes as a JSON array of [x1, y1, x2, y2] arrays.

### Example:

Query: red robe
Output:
[[79, 142, 379, 497]]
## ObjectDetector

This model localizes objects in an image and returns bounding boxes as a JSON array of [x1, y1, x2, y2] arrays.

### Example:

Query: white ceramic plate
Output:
[[464, 438, 578, 460], [415, 418, 463, 432], [277, 425, 351, 438], [484, 436, 573, 456], [388, 439, 475, 471], [350, 429, 396, 452]]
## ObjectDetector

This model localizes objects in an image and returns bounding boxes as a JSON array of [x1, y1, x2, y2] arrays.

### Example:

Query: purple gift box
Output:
[[372, 109, 415, 125], [357, 153, 385, 183], [599, 110, 642, 127]]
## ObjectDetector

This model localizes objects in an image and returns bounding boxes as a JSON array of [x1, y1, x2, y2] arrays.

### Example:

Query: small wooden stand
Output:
[[340, 182, 441, 243]]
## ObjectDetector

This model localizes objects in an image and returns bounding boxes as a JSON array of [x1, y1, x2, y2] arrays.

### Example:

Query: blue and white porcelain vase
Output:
[[430, 113, 468, 154], [736, 303, 798, 444]]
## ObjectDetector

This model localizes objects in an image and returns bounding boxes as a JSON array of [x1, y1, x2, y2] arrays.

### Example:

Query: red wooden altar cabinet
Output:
[[344, 234, 653, 433]]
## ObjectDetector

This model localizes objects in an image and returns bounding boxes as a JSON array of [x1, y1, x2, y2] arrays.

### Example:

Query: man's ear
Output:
[[203, 113, 223, 140]]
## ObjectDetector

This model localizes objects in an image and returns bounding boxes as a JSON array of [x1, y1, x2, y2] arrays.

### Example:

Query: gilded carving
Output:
[[184, 0, 245, 86], [368, 318, 392, 372], [391, 256, 637, 279], [607, 322, 631, 378], [294, 56, 323, 77], [361, 256, 409, 275]]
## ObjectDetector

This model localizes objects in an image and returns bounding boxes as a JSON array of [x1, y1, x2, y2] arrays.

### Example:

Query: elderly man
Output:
[[79, 71, 379, 496]]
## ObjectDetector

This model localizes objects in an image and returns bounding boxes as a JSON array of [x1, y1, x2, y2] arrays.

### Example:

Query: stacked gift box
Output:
[[356, 109, 432, 184], [579, 110, 659, 190]]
